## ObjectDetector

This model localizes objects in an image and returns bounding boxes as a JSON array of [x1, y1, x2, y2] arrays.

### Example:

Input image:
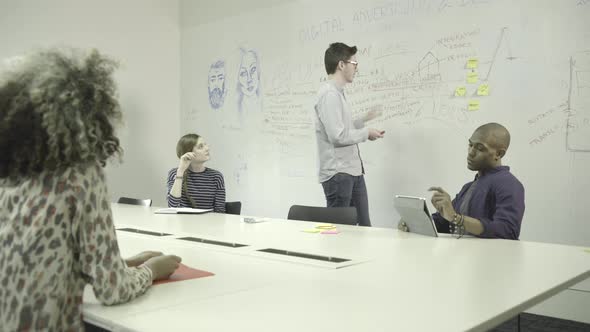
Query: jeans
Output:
[[321, 173, 371, 227]]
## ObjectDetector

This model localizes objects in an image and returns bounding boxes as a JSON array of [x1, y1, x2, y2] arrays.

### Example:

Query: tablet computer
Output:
[[393, 195, 438, 237]]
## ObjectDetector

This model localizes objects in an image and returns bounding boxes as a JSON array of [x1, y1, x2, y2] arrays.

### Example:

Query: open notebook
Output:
[[154, 207, 213, 214]]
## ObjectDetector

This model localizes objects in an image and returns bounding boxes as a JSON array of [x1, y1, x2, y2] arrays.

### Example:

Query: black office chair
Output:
[[225, 201, 242, 215], [117, 197, 152, 207], [287, 205, 357, 225]]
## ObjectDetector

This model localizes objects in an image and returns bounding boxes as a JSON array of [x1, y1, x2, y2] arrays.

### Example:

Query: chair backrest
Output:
[[287, 205, 357, 225], [117, 197, 152, 207], [225, 201, 242, 215]]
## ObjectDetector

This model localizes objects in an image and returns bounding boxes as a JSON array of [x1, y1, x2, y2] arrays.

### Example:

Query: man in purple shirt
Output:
[[400, 123, 525, 239]]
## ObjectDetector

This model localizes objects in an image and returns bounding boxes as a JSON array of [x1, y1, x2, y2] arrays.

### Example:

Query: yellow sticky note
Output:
[[468, 100, 480, 111], [466, 58, 478, 69], [477, 84, 489, 96], [315, 223, 336, 230], [302, 229, 321, 233], [467, 71, 478, 84], [454, 86, 467, 97]]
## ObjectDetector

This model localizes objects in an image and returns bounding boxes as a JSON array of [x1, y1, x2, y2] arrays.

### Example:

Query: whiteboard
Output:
[[180, 0, 590, 246]]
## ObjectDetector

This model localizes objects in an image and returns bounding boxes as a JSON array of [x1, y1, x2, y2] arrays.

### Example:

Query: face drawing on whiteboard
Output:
[[237, 49, 261, 113], [208, 60, 226, 110]]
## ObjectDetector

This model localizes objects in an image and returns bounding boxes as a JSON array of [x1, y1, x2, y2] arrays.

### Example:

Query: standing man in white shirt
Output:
[[314, 42, 385, 226]]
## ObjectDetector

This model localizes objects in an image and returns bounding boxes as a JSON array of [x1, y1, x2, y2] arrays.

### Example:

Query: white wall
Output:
[[180, 0, 293, 28], [0, 0, 181, 207]]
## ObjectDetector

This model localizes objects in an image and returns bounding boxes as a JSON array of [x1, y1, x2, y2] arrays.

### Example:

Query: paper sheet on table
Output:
[[155, 208, 213, 214], [153, 263, 214, 285]]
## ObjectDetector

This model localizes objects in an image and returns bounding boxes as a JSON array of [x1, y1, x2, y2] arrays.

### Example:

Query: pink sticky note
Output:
[[321, 230, 340, 235], [153, 263, 214, 285]]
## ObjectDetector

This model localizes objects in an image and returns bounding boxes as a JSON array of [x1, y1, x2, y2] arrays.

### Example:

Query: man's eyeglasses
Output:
[[344, 60, 358, 68]]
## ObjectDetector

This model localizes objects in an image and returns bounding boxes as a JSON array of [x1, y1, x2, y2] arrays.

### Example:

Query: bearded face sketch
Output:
[[208, 60, 226, 109], [237, 49, 261, 113]]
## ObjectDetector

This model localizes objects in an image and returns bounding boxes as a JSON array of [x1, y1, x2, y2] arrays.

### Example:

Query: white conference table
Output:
[[83, 204, 590, 332]]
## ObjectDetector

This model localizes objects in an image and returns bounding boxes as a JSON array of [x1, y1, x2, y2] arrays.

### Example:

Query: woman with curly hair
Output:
[[167, 133, 226, 212], [0, 48, 181, 331]]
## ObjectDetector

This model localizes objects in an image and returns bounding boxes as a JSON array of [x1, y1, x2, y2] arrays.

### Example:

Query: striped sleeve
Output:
[[166, 168, 181, 207], [214, 171, 226, 213]]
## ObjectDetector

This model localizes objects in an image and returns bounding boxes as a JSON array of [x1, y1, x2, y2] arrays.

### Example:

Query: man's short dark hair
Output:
[[324, 42, 357, 75], [475, 122, 511, 151]]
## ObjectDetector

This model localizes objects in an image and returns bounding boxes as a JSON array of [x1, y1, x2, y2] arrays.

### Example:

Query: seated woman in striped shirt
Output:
[[167, 133, 226, 212]]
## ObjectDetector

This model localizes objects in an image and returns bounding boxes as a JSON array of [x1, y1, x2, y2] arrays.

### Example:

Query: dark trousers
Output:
[[321, 173, 371, 227]]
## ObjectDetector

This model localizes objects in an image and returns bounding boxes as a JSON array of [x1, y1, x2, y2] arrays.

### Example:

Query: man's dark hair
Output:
[[324, 42, 357, 75], [475, 122, 511, 151]]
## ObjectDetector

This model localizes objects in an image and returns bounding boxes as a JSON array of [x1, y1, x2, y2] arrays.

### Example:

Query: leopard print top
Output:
[[0, 163, 152, 331]]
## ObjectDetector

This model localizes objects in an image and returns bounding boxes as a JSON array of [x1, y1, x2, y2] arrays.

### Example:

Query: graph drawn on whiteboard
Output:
[[233, 154, 248, 185], [566, 52, 590, 152], [482, 27, 518, 82], [528, 52, 590, 152], [349, 27, 517, 128]]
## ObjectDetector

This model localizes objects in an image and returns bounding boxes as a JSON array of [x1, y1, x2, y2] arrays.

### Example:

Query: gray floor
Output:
[[85, 313, 590, 331], [489, 313, 590, 332]]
